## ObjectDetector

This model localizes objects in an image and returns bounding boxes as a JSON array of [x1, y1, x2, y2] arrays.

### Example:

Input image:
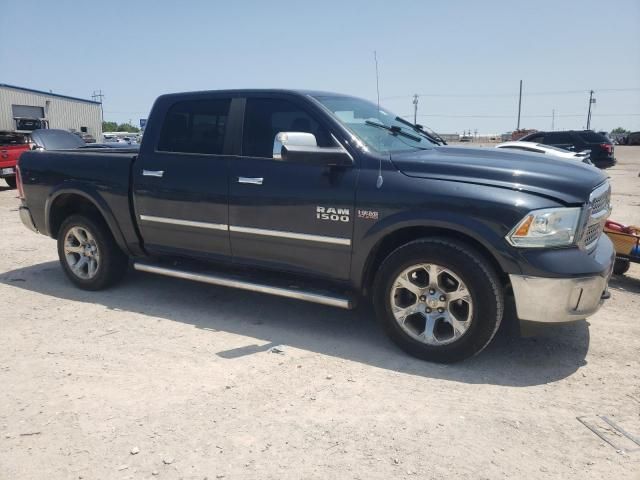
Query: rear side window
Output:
[[157, 98, 230, 155], [577, 131, 609, 143], [242, 98, 332, 158], [546, 132, 574, 144]]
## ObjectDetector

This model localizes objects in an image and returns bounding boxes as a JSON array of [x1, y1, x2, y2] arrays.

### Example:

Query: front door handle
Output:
[[143, 170, 164, 178], [238, 177, 263, 185]]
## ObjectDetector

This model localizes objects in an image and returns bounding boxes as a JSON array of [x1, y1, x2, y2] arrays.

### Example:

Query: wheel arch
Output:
[[359, 224, 510, 296], [45, 185, 129, 254]]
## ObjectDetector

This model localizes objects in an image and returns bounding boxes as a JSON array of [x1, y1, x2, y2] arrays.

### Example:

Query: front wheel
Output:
[[373, 238, 504, 363], [57, 214, 128, 290]]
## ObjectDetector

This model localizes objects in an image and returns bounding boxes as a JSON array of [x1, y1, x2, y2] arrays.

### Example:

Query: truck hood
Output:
[[391, 146, 608, 204]]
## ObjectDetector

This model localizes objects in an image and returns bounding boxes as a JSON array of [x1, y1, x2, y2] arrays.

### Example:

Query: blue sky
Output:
[[2, 0, 639, 133]]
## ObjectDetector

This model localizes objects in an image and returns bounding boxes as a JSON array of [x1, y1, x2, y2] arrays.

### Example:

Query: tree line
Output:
[[102, 121, 140, 133]]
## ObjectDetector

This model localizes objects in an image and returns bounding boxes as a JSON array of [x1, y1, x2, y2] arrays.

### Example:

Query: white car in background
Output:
[[496, 141, 593, 165]]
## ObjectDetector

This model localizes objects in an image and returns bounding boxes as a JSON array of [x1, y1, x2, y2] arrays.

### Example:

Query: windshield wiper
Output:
[[364, 120, 422, 142], [394, 117, 447, 145]]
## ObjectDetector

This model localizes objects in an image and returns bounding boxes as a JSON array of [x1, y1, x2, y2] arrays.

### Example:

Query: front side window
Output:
[[157, 98, 230, 155], [524, 134, 544, 143], [242, 98, 332, 158], [313, 95, 438, 154]]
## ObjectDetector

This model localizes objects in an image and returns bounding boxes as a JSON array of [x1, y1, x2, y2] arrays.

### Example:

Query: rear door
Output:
[[228, 95, 357, 280], [133, 95, 236, 259]]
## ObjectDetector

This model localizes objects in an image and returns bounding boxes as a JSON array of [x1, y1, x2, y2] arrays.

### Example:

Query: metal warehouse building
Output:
[[0, 84, 102, 141]]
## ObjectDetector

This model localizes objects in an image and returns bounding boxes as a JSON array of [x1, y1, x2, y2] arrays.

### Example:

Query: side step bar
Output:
[[133, 262, 353, 309]]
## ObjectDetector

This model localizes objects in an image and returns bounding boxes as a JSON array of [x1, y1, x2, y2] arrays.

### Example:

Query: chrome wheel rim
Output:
[[390, 263, 473, 346], [63, 226, 100, 280]]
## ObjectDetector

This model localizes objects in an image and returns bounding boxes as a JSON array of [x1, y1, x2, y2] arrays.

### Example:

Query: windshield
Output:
[[313, 95, 438, 153]]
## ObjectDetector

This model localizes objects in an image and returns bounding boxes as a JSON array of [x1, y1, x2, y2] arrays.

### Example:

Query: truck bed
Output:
[[18, 149, 140, 253]]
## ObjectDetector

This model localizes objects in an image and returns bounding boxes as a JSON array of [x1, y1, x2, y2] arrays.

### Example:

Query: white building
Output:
[[0, 83, 102, 141]]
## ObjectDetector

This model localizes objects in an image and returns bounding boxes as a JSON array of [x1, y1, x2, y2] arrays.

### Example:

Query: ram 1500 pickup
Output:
[[16, 90, 615, 362]]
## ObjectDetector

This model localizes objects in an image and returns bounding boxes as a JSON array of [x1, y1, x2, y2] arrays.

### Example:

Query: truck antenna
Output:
[[374, 50, 383, 189]]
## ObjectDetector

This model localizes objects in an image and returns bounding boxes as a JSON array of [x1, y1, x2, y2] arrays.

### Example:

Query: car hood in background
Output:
[[391, 146, 607, 204]]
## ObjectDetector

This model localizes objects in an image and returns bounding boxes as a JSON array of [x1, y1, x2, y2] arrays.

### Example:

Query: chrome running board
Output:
[[133, 262, 353, 309]]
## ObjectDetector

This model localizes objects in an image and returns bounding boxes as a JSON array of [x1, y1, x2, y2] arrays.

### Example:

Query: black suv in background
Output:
[[520, 130, 615, 168]]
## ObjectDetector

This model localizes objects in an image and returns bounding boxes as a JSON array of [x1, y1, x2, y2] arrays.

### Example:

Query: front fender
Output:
[[351, 209, 525, 291]]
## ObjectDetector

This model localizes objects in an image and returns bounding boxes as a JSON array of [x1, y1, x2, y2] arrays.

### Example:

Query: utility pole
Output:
[[373, 51, 380, 110], [586, 90, 595, 130], [516, 80, 522, 130], [92, 90, 105, 123], [551, 109, 555, 131], [412, 94, 419, 124]]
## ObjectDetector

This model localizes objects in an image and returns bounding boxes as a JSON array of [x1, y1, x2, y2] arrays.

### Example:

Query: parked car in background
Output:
[[29, 129, 139, 151], [72, 131, 97, 143], [0, 131, 30, 188], [495, 141, 593, 165], [627, 131, 640, 146], [519, 130, 615, 168]]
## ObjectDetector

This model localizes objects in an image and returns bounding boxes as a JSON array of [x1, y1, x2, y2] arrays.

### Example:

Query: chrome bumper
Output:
[[510, 272, 612, 323]]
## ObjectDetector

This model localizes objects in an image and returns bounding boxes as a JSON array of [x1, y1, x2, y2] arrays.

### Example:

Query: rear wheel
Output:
[[373, 238, 504, 363], [4, 176, 16, 189], [57, 214, 128, 290]]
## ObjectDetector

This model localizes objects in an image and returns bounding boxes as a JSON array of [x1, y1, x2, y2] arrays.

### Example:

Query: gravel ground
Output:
[[1, 148, 639, 479]]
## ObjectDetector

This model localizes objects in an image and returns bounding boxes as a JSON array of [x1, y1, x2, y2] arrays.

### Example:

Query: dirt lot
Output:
[[1, 148, 639, 479]]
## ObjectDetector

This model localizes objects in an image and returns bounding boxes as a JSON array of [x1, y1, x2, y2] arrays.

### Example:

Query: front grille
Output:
[[583, 222, 602, 247], [581, 182, 611, 250], [590, 186, 610, 215]]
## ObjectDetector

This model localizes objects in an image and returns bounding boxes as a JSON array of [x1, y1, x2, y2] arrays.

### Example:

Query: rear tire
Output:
[[373, 238, 504, 363], [4, 176, 16, 189], [57, 214, 128, 290]]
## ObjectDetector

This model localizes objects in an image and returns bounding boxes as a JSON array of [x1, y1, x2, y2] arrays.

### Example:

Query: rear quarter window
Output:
[[576, 131, 609, 143]]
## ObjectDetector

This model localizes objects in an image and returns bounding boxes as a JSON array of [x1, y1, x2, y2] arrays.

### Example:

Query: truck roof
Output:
[[155, 89, 354, 100]]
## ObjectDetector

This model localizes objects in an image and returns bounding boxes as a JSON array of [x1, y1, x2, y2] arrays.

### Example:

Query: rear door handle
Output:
[[142, 170, 164, 178], [238, 177, 263, 185]]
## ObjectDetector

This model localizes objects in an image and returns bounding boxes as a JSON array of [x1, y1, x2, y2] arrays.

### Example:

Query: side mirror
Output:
[[273, 132, 317, 159], [273, 131, 353, 167]]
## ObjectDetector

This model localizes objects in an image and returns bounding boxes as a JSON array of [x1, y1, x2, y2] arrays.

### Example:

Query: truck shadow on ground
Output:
[[608, 273, 640, 294], [1, 261, 591, 387]]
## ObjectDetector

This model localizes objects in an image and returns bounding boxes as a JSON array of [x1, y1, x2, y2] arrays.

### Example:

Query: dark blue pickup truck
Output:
[[16, 89, 615, 362]]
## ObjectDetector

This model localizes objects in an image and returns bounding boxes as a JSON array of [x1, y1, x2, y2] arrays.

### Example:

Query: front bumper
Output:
[[510, 237, 615, 323]]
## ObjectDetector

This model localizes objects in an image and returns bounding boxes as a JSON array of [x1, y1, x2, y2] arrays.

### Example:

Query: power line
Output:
[[381, 87, 640, 100], [400, 113, 640, 119]]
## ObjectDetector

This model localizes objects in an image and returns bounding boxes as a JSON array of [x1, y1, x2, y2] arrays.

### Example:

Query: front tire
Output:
[[57, 214, 128, 290], [373, 238, 504, 363]]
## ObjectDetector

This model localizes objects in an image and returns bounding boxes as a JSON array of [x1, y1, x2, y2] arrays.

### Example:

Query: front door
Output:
[[133, 95, 234, 259], [228, 96, 357, 280]]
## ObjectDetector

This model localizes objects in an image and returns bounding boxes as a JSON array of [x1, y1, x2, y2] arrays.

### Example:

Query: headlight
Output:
[[506, 207, 582, 248]]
